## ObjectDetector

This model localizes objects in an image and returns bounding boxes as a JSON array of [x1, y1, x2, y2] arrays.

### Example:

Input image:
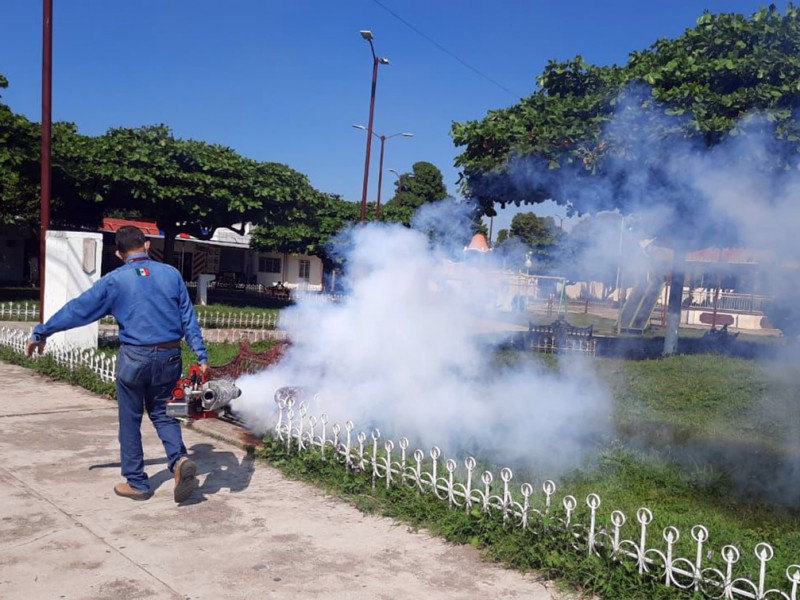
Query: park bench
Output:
[[527, 316, 596, 356]]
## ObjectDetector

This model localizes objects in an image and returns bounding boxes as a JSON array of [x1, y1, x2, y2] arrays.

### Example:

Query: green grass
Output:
[[94, 339, 279, 376]]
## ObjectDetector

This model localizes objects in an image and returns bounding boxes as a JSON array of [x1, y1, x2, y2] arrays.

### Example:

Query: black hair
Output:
[[115, 226, 147, 253]]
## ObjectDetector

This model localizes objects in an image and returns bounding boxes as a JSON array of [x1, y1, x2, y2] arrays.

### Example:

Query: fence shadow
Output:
[[177, 442, 256, 504]]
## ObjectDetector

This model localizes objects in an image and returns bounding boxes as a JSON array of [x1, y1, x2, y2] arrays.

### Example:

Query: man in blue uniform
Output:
[[26, 226, 209, 503]]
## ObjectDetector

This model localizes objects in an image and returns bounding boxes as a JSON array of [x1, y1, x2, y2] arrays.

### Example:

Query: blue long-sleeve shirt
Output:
[[32, 252, 208, 363]]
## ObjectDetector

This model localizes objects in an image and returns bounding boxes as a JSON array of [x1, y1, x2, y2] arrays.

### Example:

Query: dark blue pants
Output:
[[116, 344, 186, 493]]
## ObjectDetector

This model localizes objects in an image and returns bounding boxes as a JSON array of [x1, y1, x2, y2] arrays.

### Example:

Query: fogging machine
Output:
[[166, 363, 241, 420]]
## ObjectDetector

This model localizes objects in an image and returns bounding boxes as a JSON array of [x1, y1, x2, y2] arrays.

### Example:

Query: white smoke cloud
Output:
[[234, 94, 800, 494], [234, 203, 613, 478]]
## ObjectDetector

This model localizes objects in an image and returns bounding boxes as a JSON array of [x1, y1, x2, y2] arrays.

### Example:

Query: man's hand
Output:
[[199, 362, 209, 376], [26, 340, 45, 358]]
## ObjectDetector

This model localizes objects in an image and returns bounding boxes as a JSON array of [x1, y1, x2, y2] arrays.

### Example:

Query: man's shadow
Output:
[[90, 442, 256, 503]]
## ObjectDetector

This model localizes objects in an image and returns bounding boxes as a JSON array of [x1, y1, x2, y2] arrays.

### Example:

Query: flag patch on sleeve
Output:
[[136, 267, 150, 277]]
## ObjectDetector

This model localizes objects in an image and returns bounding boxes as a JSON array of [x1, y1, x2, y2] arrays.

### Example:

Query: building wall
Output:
[[683, 309, 772, 331], [254, 252, 323, 291], [96, 231, 326, 291]]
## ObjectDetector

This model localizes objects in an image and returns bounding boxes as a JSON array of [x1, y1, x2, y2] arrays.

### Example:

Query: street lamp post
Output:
[[358, 30, 389, 224], [354, 126, 413, 220], [39, 0, 53, 321], [615, 215, 625, 335]]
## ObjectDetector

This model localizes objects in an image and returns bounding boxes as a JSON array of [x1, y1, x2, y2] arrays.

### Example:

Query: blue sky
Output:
[[1, 0, 782, 233]]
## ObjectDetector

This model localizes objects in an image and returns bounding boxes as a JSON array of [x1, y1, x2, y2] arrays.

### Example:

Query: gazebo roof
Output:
[[464, 233, 491, 253]]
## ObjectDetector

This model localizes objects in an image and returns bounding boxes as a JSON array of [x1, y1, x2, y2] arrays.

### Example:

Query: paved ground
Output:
[[0, 361, 568, 600]]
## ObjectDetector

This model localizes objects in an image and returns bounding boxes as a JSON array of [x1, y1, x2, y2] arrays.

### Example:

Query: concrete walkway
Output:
[[0, 361, 567, 600]]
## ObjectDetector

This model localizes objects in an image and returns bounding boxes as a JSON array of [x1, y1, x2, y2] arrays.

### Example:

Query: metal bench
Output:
[[527, 317, 596, 356]]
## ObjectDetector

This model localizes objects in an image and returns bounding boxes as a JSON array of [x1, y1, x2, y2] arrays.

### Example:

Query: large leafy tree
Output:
[[393, 160, 448, 208], [82, 125, 307, 265], [382, 161, 448, 226], [0, 74, 41, 228], [503, 212, 565, 271], [1, 74, 105, 233], [451, 5, 800, 352], [0, 75, 336, 273]]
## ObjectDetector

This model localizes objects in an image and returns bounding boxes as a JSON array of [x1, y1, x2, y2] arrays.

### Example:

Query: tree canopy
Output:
[[452, 5, 800, 350], [0, 75, 329, 266], [249, 192, 359, 266], [382, 161, 449, 226], [491, 212, 566, 272], [451, 4, 800, 231]]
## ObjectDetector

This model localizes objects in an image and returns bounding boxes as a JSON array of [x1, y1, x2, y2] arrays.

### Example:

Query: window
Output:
[[299, 259, 311, 281], [259, 256, 281, 273]]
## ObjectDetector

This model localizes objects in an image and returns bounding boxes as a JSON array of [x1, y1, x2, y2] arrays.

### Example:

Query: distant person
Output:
[[26, 225, 208, 503]]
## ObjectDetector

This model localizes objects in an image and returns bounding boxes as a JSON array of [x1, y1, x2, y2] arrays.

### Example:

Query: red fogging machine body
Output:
[[166, 363, 242, 420]]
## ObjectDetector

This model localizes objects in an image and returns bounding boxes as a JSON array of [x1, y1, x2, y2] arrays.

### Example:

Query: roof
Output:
[[101, 218, 161, 236], [464, 233, 491, 253], [211, 227, 250, 246]]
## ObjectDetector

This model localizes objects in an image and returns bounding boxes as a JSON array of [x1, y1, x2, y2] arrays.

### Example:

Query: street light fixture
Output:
[[388, 168, 414, 205], [353, 125, 413, 220], [357, 30, 390, 224]]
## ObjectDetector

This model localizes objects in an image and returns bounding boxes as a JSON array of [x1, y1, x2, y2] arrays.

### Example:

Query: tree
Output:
[[500, 212, 565, 271], [250, 192, 359, 270], [383, 161, 447, 213], [451, 5, 800, 352], [0, 74, 40, 228], [1, 73, 105, 234], [0, 74, 336, 275], [80, 126, 310, 266]]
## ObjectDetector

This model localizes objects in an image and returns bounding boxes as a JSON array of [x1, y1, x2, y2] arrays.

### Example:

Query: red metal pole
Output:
[[39, 0, 53, 322], [375, 135, 385, 220], [359, 55, 379, 224]]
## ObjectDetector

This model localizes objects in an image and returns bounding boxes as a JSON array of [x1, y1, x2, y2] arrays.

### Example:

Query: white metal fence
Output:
[[0, 301, 39, 321], [0, 326, 117, 383], [195, 311, 278, 330], [273, 391, 800, 600], [679, 291, 772, 315], [0, 323, 287, 383], [0, 301, 279, 329]]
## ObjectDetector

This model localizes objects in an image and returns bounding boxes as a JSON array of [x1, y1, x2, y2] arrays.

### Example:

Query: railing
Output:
[[272, 391, 800, 600], [0, 321, 287, 382], [680, 291, 772, 315], [201, 328, 285, 344], [0, 326, 117, 383], [0, 301, 39, 321], [195, 311, 278, 330], [0, 301, 279, 330]]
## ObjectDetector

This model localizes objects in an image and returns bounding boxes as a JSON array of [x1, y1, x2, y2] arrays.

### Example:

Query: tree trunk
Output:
[[663, 247, 686, 356]]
